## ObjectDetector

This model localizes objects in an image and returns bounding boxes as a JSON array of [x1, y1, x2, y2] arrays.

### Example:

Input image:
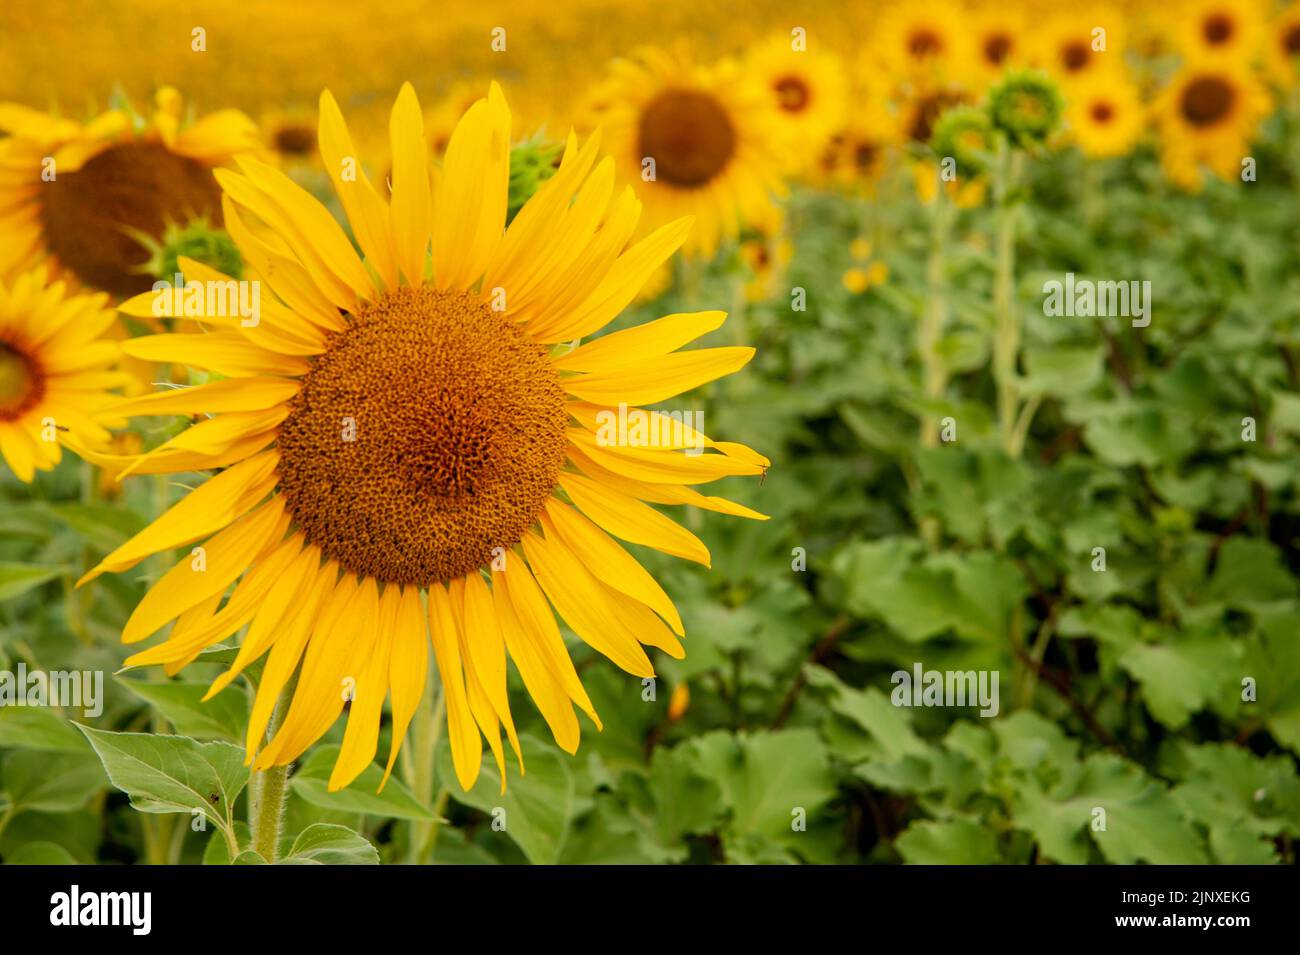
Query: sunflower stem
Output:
[[249, 675, 296, 862], [992, 138, 1025, 455], [406, 653, 443, 864]]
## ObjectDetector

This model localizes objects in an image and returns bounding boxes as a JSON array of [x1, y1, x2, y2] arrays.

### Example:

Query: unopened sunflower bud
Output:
[[667, 682, 690, 721], [507, 137, 562, 224], [135, 216, 243, 283], [987, 70, 1063, 146]]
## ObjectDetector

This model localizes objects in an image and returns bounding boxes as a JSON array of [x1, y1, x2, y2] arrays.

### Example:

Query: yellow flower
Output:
[[1066, 68, 1147, 158], [667, 682, 690, 721], [871, 0, 971, 87], [579, 46, 786, 259], [0, 267, 127, 481], [1172, 0, 1266, 66], [746, 34, 849, 170], [260, 108, 320, 164], [842, 269, 869, 295], [741, 234, 793, 303], [1031, 7, 1127, 89], [1264, 2, 1300, 88], [1156, 63, 1271, 189], [964, 6, 1030, 90], [83, 83, 768, 795], [0, 88, 260, 298]]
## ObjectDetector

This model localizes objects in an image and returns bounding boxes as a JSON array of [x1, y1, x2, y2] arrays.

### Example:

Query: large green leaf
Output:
[[291, 744, 438, 821], [76, 725, 247, 829]]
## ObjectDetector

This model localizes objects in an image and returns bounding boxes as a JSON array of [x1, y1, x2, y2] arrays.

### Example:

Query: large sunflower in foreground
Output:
[[1155, 63, 1271, 189], [84, 83, 768, 794], [579, 47, 786, 259], [0, 87, 260, 297], [0, 268, 126, 480]]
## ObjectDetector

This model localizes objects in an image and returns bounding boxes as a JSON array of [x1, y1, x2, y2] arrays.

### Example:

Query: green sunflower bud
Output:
[[930, 104, 996, 178], [507, 136, 562, 224], [133, 216, 243, 283], [987, 69, 1063, 146]]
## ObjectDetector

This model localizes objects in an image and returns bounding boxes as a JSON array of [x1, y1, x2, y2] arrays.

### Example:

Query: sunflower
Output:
[[740, 231, 793, 303], [0, 87, 260, 298], [1032, 8, 1126, 88], [965, 6, 1029, 89], [746, 34, 849, 171], [83, 83, 768, 795], [872, 0, 969, 86], [261, 108, 320, 163], [1172, 0, 1265, 65], [0, 267, 127, 481], [1265, 2, 1300, 88], [1066, 68, 1147, 158], [580, 46, 786, 259], [1156, 63, 1271, 188]]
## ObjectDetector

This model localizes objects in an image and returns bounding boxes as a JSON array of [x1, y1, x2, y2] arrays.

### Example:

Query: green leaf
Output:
[[729, 729, 834, 841], [4, 841, 79, 865], [1, 750, 103, 813], [439, 734, 576, 865], [291, 744, 437, 821], [1012, 753, 1209, 864], [118, 678, 249, 742], [76, 725, 246, 829], [280, 823, 379, 864], [0, 563, 67, 601], [44, 503, 147, 553], [0, 706, 90, 753], [896, 818, 1000, 864]]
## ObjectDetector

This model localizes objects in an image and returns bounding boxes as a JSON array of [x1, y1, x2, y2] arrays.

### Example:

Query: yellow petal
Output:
[[551, 311, 726, 373], [563, 347, 755, 406], [80, 451, 280, 584], [389, 83, 432, 286], [428, 581, 482, 791], [557, 470, 710, 565], [381, 584, 428, 788]]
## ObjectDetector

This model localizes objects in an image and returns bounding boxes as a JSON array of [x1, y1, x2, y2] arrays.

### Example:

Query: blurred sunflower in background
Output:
[[1066, 68, 1146, 158], [746, 33, 848, 172], [1032, 8, 1124, 89], [1172, 0, 1266, 65], [0, 267, 126, 480], [965, 6, 1029, 90], [1156, 62, 1271, 189], [580, 46, 786, 259], [83, 83, 768, 794], [873, 0, 969, 86], [0, 88, 260, 298], [1265, 1, 1300, 88]]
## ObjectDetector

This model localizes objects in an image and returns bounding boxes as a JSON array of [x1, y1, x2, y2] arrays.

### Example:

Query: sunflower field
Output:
[[1, 0, 1299, 876]]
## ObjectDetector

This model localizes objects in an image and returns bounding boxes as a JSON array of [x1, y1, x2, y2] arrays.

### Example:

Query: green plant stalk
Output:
[[919, 189, 954, 448], [249, 674, 297, 862], [992, 140, 1025, 455], [405, 656, 444, 865]]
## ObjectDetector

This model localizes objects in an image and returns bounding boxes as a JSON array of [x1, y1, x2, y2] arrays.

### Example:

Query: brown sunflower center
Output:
[[909, 29, 943, 59], [1061, 41, 1090, 72], [38, 141, 223, 298], [275, 286, 568, 587], [909, 91, 967, 143], [0, 342, 43, 422], [1284, 23, 1300, 54], [854, 140, 878, 172], [638, 89, 737, 188], [274, 123, 316, 156], [1203, 14, 1234, 44], [774, 75, 811, 112], [1180, 76, 1235, 126], [1091, 100, 1116, 124], [984, 33, 1012, 65]]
